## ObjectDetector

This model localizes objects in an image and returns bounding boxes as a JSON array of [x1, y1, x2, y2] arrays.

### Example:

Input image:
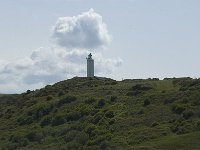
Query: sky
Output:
[[0, 0, 200, 93]]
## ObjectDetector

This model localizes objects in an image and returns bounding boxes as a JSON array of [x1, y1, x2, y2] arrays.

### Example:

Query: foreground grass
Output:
[[136, 131, 200, 150]]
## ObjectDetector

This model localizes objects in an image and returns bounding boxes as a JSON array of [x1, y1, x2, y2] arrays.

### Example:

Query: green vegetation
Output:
[[0, 77, 200, 149]]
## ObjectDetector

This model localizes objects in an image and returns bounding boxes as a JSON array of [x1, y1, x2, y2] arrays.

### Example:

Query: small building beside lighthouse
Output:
[[86, 53, 94, 77]]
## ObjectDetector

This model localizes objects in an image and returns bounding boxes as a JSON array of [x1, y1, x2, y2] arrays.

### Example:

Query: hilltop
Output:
[[0, 77, 200, 150]]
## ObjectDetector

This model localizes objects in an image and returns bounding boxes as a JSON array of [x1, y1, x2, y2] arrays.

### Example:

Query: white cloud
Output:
[[0, 9, 122, 94], [0, 47, 122, 93], [52, 8, 111, 49]]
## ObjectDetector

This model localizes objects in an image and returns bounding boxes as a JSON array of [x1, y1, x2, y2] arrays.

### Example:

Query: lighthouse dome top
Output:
[[88, 53, 92, 59]]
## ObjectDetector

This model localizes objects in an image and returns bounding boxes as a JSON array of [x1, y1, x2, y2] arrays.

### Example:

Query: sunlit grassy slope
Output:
[[0, 77, 200, 150]]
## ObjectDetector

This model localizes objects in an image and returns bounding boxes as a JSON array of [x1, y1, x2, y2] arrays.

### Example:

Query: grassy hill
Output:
[[0, 77, 200, 150]]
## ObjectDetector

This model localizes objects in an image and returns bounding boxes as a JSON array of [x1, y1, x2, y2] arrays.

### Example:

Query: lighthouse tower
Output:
[[86, 53, 94, 77]]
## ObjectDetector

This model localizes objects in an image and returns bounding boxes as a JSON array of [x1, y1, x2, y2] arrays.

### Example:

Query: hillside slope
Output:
[[0, 77, 200, 150]]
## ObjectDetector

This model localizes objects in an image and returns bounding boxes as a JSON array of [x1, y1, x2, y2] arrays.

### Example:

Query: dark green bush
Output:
[[151, 122, 159, 127], [110, 96, 117, 103], [74, 131, 89, 145], [52, 115, 65, 126], [9, 134, 28, 147], [143, 99, 150, 106], [40, 116, 52, 127], [17, 116, 33, 125], [58, 90, 65, 97], [57, 95, 77, 107], [85, 98, 96, 104], [64, 130, 89, 145], [98, 99, 105, 107], [64, 130, 78, 143], [131, 84, 152, 91], [85, 124, 96, 135], [27, 103, 54, 120], [172, 104, 186, 114], [46, 96, 53, 101], [66, 111, 83, 121], [183, 110, 194, 119], [105, 111, 114, 118], [126, 91, 141, 96], [26, 130, 44, 142], [93, 113, 103, 124]]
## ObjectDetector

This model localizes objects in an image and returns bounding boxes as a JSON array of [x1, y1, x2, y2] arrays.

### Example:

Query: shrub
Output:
[[40, 116, 52, 127], [9, 134, 28, 147], [58, 91, 65, 97], [126, 91, 141, 96], [100, 140, 110, 150], [110, 96, 117, 103], [172, 104, 186, 114], [57, 96, 77, 107], [98, 99, 105, 107], [46, 96, 53, 101], [151, 122, 159, 127], [74, 132, 89, 145], [28, 103, 54, 120], [66, 111, 83, 121], [64, 130, 89, 145], [105, 111, 114, 118], [143, 99, 150, 106], [183, 110, 194, 119], [64, 130, 78, 143], [85, 124, 96, 135], [26, 131, 44, 142], [93, 113, 103, 124], [131, 84, 152, 91], [137, 108, 144, 114], [17, 116, 33, 125], [85, 98, 96, 104], [26, 90, 31, 94], [52, 115, 65, 126]]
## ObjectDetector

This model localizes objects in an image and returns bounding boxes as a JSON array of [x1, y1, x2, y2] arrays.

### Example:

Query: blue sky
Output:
[[0, 0, 200, 93]]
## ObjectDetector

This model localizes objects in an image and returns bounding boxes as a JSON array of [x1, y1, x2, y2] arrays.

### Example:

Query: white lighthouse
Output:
[[86, 53, 94, 77]]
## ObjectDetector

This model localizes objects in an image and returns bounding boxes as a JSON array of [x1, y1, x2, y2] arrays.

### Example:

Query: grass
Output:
[[135, 131, 200, 150], [0, 77, 200, 149]]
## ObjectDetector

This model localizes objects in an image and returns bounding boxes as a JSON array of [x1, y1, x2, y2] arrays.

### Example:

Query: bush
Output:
[[126, 91, 141, 96], [66, 111, 83, 121], [110, 96, 117, 103], [85, 124, 96, 135], [137, 108, 144, 114], [46, 96, 53, 101], [64, 130, 78, 143], [105, 111, 114, 118], [52, 115, 65, 126], [172, 104, 186, 114], [183, 110, 194, 119], [26, 131, 44, 142], [58, 91, 65, 97], [9, 134, 28, 147], [151, 122, 159, 127], [17, 116, 33, 125], [85, 98, 96, 104], [100, 140, 111, 150], [40, 116, 52, 127], [64, 130, 89, 145], [57, 96, 77, 107], [131, 84, 152, 91], [143, 99, 150, 106], [98, 99, 105, 107], [93, 113, 103, 124], [28, 103, 54, 120]]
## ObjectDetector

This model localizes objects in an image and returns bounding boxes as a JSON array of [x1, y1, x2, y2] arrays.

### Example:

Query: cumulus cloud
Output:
[[0, 47, 122, 93], [0, 9, 122, 93], [52, 8, 111, 49]]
